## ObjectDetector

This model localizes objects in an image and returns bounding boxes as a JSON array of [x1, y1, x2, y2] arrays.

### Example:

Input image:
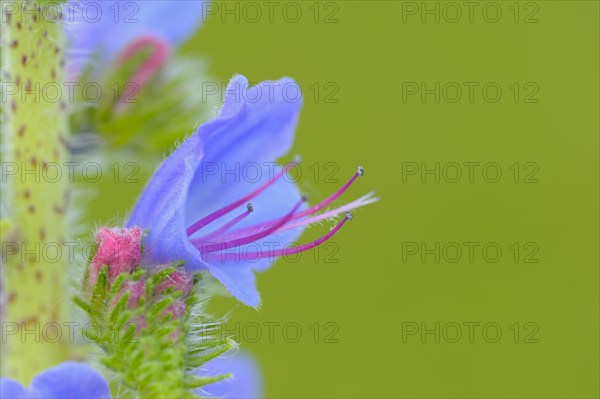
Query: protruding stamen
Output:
[[205, 214, 351, 262], [287, 167, 363, 220], [345, 211, 353, 221], [357, 166, 364, 176], [278, 192, 377, 233], [198, 198, 305, 254], [191, 204, 254, 244], [186, 161, 298, 236], [215, 168, 364, 239]]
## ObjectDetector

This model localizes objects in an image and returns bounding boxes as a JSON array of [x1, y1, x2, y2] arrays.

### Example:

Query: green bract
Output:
[[74, 264, 235, 398]]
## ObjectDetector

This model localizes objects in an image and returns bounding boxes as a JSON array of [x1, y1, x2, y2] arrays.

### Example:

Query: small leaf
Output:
[[72, 296, 92, 314], [150, 266, 176, 286], [108, 273, 129, 298], [185, 339, 236, 369], [109, 291, 130, 322], [184, 373, 232, 389]]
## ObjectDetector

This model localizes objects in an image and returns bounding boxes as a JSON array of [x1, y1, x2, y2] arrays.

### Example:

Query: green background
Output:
[[89, 1, 599, 397]]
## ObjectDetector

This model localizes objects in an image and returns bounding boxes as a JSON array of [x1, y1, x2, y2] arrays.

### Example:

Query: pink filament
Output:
[[198, 199, 304, 254], [191, 206, 253, 245], [186, 162, 296, 236], [292, 171, 360, 220], [274, 192, 378, 234], [214, 170, 362, 240], [204, 214, 350, 262]]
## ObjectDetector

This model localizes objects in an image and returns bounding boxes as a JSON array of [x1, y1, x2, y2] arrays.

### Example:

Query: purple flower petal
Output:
[[0, 378, 28, 399], [66, 0, 206, 69], [28, 362, 111, 399], [195, 351, 263, 399], [127, 75, 304, 306]]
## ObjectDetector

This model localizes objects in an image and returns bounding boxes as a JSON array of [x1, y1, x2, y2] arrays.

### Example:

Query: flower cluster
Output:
[[71, 226, 258, 398]]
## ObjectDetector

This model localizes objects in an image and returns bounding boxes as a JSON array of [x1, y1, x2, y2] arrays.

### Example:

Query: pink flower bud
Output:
[[111, 280, 146, 311], [90, 227, 143, 287], [155, 269, 194, 298], [127, 316, 147, 335], [163, 300, 186, 320], [163, 300, 187, 341]]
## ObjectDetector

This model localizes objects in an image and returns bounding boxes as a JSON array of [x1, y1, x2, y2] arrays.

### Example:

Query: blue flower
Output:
[[127, 75, 377, 307], [65, 0, 207, 74], [0, 362, 111, 399], [197, 351, 263, 399], [0, 357, 260, 398]]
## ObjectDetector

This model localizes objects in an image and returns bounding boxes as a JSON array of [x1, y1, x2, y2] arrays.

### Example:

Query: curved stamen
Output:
[[274, 192, 378, 233], [186, 160, 298, 236], [292, 166, 363, 220], [198, 198, 305, 254], [191, 203, 254, 245], [217, 192, 377, 243], [215, 167, 364, 239], [205, 212, 352, 262]]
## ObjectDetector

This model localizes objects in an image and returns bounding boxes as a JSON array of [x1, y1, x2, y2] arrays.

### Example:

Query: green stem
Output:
[[1, 0, 70, 383]]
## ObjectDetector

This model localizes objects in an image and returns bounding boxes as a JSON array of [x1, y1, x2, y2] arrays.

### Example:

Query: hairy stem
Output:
[[1, 0, 70, 382]]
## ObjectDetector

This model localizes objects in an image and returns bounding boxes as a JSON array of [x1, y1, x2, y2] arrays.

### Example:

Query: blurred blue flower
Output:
[[0, 357, 260, 398], [127, 75, 377, 306], [198, 351, 263, 399], [0, 362, 111, 399], [63, 0, 215, 152], [66, 0, 207, 74]]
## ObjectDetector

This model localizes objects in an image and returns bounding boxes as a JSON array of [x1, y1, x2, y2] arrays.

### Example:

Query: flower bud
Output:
[[111, 280, 146, 311], [90, 227, 143, 287], [154, 268, 194, 298], [163, 300, 186, 320]]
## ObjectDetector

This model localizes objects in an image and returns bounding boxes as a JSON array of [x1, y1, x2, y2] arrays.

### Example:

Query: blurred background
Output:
[[82, 1, 599, 397]]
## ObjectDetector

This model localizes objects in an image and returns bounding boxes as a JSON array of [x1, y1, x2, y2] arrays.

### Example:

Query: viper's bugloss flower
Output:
[[127, 75, 378, 307], [0, 362, 111, 399], [89, 226, 143, 287], [66, 0, 207, 74]]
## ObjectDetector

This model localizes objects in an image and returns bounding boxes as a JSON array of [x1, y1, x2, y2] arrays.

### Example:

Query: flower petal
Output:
[[0, 378, 28, 399], [28, 362, 111, 399], [205, 262, 260, 307], [185, 76, 305, 304], [195, 351, 263, 399], [128, 75, 304, 306], [66, 0, 206, 69], [128, 147, 204, 268]]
